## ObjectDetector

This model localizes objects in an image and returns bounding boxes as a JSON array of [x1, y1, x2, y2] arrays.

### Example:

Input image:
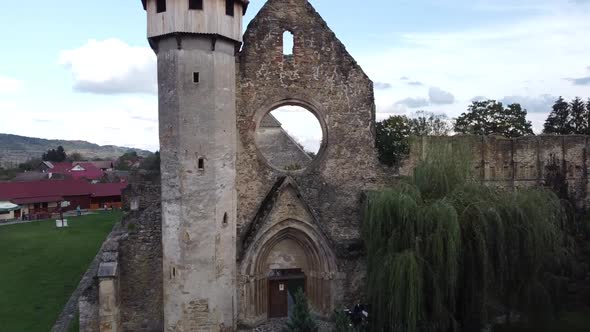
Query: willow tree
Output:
[[363, 143, 573, 331]]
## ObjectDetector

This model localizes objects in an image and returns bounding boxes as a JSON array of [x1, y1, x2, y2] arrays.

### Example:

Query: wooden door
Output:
[[268, 279, 288, 318]]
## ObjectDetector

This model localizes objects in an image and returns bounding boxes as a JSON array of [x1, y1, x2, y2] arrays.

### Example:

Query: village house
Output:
[[0, 179, 127, 221], [39, 161, 114, 181]]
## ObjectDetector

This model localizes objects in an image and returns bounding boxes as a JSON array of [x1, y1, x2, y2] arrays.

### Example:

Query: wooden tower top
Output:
[[141, 0, 249, 42]]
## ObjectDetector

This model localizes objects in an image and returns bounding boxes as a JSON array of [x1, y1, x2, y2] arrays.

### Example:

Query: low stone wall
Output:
[[77, 173, 163, 331]]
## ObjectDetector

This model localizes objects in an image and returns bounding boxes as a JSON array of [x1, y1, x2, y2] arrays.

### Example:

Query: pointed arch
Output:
[[238, 178, 338, 326]]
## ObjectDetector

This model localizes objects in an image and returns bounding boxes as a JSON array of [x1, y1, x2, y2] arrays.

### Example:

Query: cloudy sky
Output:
[[1, 0, 589, 152]]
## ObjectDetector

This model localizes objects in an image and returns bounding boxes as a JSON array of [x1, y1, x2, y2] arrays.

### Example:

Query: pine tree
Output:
[[569, 97, 586, 134], [284, 289, 318, 332], [543, 97, 571, 134], [586, 98, 590, 135]]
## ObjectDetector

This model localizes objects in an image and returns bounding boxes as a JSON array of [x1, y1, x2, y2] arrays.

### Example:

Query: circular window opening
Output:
[[256, 105, 324, 172]]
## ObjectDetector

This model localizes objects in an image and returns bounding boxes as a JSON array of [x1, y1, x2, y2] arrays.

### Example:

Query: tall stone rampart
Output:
[[401, 135, 590, 211]]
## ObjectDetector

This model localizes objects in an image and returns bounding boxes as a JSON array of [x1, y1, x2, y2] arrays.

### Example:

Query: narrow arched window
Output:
[[283, 31, 294, 56]]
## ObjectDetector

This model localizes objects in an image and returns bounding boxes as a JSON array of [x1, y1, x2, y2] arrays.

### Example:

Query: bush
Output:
[[284, 289, 318, 332]]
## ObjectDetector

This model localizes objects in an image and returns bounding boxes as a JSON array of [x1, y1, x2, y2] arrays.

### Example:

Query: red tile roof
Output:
[[0, 179, 93, 202], [11, 196, 63, 205], [0, 179, 127, 205], [91, 183, 128, 198], [47, 162, 105, 180]]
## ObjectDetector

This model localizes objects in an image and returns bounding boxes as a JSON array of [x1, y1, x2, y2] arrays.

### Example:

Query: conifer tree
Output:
[[586, 98, 590, 135], [543, 97, 572, 134], [284, 289, 318, 332], [569, 97, 586, 134]]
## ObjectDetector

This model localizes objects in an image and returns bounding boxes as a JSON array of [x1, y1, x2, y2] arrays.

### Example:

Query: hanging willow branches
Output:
[[363, 142, 573, 332]]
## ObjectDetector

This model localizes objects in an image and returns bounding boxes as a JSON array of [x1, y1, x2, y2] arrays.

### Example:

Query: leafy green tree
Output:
[[140, 151, 160, 172], [363, 145, 572, 332], [569, 97, 586, 134], [18, 158, 42, 171], [42, 146, 67, 162], [409, 111, 451, 136], [115, 151, 139, 171], [543, 97, 572, 134], [67, 152, 85, 162], [376, 115, 411, 167], [284, 289, 318, 332], [455, 100, 534, 137]]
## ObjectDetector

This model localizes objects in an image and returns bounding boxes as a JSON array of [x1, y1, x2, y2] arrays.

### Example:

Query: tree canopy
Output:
[[543, 96, 590, 135], [454, 100, 534, 138], [364, 145, 574, 331], [42, 146, 67, 162], [376, 112, 450, 167]]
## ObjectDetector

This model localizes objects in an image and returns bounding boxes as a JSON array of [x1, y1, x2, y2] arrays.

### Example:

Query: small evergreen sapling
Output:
[[284, 289, 318, 332]]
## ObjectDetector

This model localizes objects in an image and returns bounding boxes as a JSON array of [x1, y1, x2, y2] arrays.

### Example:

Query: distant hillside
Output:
[[0, 133, 152, 168]]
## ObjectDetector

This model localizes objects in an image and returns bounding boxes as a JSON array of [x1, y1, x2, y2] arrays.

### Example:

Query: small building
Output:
[[0, 201, 21, 221], [90, 183, 127, 210], [0, 179, 127, 220], [39, 162, 105, 181]]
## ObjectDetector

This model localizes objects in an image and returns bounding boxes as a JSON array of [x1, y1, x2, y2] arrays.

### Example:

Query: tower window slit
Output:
[[189, 0, 203, 10], [156, 0, 166, 13], [193, 72, 200, 83], [198, 158, 205, 170], [225, 0, 235, 16]]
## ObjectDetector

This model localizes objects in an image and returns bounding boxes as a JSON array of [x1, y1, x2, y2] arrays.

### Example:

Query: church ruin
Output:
[[76, 1, 590, 331]]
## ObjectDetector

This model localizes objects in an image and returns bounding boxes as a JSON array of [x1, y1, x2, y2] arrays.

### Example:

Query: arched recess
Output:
[[239, 218, 338, 325]]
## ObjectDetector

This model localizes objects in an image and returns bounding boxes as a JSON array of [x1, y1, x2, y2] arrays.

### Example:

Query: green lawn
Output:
[[0, 211, 122, 332], [494, 308, 590, 332]]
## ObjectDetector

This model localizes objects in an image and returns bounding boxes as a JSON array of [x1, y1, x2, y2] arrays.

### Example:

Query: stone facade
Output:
[[235, 0, 383, 326], [401, 135, 590, 211]]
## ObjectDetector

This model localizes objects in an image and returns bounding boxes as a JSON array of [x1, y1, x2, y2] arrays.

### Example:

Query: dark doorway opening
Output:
[[268, 269, 305, 318]]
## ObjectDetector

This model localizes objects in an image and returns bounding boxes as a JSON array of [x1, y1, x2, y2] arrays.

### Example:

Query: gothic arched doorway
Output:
[[239, 219, 337, 326]]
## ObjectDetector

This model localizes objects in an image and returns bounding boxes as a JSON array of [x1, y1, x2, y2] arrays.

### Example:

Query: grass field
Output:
[[0, 211, 122, 332]]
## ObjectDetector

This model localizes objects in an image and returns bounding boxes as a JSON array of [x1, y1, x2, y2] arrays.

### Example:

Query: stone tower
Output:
[[140, 0, 248, 330]]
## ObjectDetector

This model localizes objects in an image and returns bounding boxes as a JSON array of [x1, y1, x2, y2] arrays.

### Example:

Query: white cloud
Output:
[[429, 87, 455, 105], [500, 94, 557, 113], [0, 76, 24, 94], [396, 97, 430, 108], [374, 82, 392, 90], [357, 8, 590, 118], [59, 39, 156, 95]]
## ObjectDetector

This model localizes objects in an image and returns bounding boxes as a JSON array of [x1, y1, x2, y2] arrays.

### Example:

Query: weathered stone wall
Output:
[[236, 0, 385, 324], [118, 178, 163, 332], [401, 135, 590, 210], [78, 174, 163, 332]]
